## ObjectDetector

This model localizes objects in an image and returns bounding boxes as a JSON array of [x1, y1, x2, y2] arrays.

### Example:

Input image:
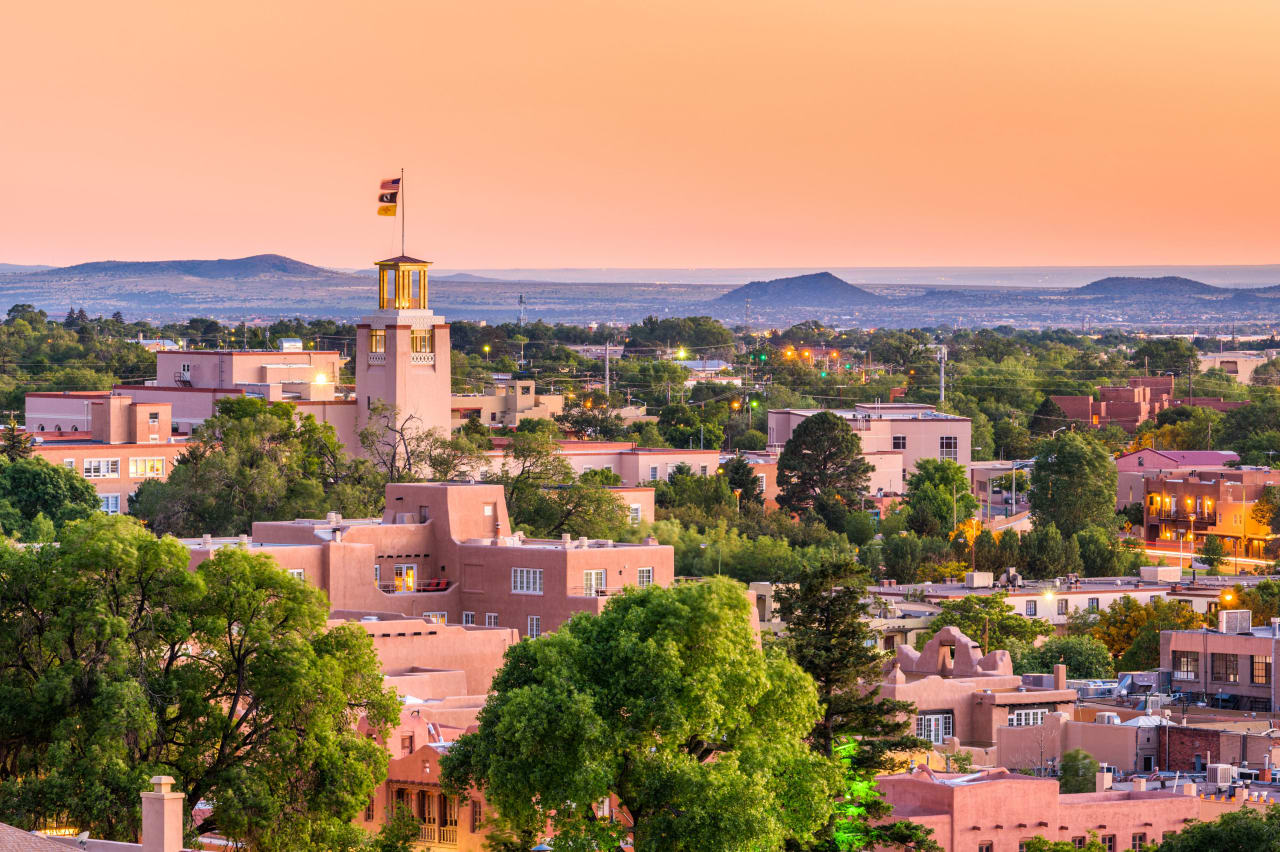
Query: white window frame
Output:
[[394, 563, 416, 592], [423, 612, 447, 624], [484, 612, 499, 627], [462, 611, 475, 625], [629, 504, 643, 524], [62, 459, 75, 469], [583, 569, 606, 596], [287, 568, 304, 582], [915, 712, 953, 744], [757, 473, 767, 492], [939, 436, 959, 461], [527, 615, 542, 638], [84, 458, 121, 479], [99, 493, 121, 514], [129, 457, 165, 478], [637, 566, 653, 588], [648, 465, 659, 481], [1010, 709, 1047, 727], [1025, 600, 1037, 617], [511, 567, 544, 595]]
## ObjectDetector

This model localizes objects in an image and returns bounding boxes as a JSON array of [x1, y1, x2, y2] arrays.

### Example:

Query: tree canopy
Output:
[[1029, 432, 1117, 538], [0, 456, 100, 539], [1090, 596, 1205, 670], [440, 577, 839, 852], [0, 514, 399, 849], [776, 411, 873, 515], [1014, 635, 1115, 679], [915, 593, 1053, 654]]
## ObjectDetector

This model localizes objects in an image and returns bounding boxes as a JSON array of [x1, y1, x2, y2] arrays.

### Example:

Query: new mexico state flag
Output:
[[377, 204, 397, 216]]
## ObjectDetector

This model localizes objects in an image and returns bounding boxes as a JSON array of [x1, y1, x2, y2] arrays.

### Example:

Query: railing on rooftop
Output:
[[567, 585, 635, 598], [377, 580, 450, 594]]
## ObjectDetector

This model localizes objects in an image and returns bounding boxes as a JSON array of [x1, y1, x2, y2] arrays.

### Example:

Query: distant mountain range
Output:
[[23, 253, 351, 280], [712, 271, 882, 308], [1075, 275, 1232, 298]]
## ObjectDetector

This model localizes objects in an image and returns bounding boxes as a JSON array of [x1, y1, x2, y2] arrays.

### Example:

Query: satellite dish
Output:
[[77, 830, 90, 849]]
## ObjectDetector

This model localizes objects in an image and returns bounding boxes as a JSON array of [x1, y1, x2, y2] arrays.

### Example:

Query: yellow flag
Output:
[[377, 204, 397, 217]]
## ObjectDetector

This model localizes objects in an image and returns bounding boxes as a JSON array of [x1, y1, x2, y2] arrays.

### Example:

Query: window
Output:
[[914, 712, 953, 744], [939, 435, 958, 461], [1101, 835, 1116, 852], [148, 411, 159, 424], [470, 800, 483, 833], [180, 363, 191, 375], [462, 611, 475, 626], [1025, 600, 1037, 617], [129, 457, 165, 478], [423, 612, 447, 624], [1010, 708, 1047, 727], [629, 504, 642, 524], [1172, 650, 1199, 681], [649, 465, 659, 481], [84, 458, 120, 478], [1211, 653, 1239, 683], [1018, 843, 1031, 852], [100, 494, 121, 514], [287, 568, 304, 582], [365, 799, 375, 821], [400, 735, 414, 756], [369, 329, 386, 353], [1058, 598, 1069, 616], [1131, 833, 1147, 849], [62, 459, 74, 469], [394, 563, 416, 592], [979, 844, 993, 852], [411, 328, 432, 353], [373, 564, 381, 585], [1254, 655, 1272, 685], [484, 613, 499, 627], [1071, 839, 1086, 850], [527, 615, 542, 638], [583, 569, 606, 596], [483, 503, 494, 516], [1162, 832, 1176, 843], [637, 567, 653, 588], [512, 567, 543, 594], [700, 465, 709, 476], [757, 473, 767, 492], [892, 435, 907, 451], [1087, 597, 1100, 612]]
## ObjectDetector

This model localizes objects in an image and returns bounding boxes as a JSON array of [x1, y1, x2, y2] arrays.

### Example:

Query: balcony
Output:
[[1152, 509, 1220, 525], [417, 824, 457, 845], [377, 579, 451, 594], [368, 352, 386, 365], [410, 352, 435, 365], [568, 585, 631, 598]]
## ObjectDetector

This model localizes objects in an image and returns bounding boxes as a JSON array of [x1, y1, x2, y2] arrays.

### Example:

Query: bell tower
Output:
[[355, 255, 452, 436]]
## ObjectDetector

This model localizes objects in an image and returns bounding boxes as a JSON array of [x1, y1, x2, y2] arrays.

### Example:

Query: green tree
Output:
[[0, 456, 100, 538], [1014, 636, 1114, 679], [1029, 432, 1117, 538], [1156, 803, 1280, 850], [915, 593, 1053, 654], [1199, 534, 1227, 568], [0, 514, 400, 847], [997, 529, 1024, 571], [882, 532, 923, 584], [440, 578, 839, 852], [721, 453, 764, 507], [1029, 396, 1070, 434], [772, 551, 922, 763], [1058, 749, 1101, 794], [903, 458, 978, 536], [776, 411, 873, 515], [1130, 338, 1198, 376], [830, 741, 942, 852], [0, 417, 31, 462], [1090, 596, 1205, 670], [135, 398, 383, 535], [1235, 580, 1280, 625], [1021, 835, 1105, 852]]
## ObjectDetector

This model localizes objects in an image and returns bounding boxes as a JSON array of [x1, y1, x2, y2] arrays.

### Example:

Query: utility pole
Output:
[[604, 339, 610, 397]]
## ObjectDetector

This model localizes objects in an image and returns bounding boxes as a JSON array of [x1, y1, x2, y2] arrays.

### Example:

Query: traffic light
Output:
[[820, 371, 827, 377]]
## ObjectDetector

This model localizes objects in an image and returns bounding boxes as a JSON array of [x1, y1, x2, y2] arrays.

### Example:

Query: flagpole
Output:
[[400, 168, 405, 256]]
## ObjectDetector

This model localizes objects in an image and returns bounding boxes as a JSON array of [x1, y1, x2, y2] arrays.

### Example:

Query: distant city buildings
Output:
[[1052, 376, 1248, 433]]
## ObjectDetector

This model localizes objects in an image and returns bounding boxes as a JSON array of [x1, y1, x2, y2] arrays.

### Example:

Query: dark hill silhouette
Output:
[[35, 254, 351, 280], [713, 271, 882, 308], [1074, 276, 1223, 297]]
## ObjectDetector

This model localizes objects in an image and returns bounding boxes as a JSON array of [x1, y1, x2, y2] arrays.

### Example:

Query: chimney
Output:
[[201, 534, 212, 547], [1095, 770, 1113, 792], [141, 776, 184, 852], [237, 533, 249, 547], [1053, 663, 1067, 691], [1271, 618, 1280, 638]]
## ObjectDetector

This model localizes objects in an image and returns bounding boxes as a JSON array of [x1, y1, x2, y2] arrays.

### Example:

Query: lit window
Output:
[[128, 457, 165, 478], [1253, 655, 1271, 685], [512, 567, 543, 594], [369, 329, 386, 353], [1172, 650, 1199, 681], [423, 612, 447, 624], [1211, 653, 1239, 683], [411, 328, 432, 353]]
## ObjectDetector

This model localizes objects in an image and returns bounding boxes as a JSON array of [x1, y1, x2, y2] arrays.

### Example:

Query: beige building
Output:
[[450, 379, 564, 429]]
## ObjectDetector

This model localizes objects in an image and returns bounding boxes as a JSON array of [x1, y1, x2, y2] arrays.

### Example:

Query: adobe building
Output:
[[450, 379, 564, 430], [1052, 376, 1248, 433], [184, 480, 674, 638], [29, 394, 188, 514], [1160, 608, 1280, 712], [1142, 466, 1280, 560], [767, 405, 972, 491], [880, 627, 1077, 749], [1115, 448, 1240, 509]]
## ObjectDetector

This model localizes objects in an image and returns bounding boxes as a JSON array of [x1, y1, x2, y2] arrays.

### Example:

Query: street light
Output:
[[483, 344, 491, 361]]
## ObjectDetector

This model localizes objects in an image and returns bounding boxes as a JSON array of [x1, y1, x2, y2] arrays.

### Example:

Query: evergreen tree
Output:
[[1, 418, 32, 462], [776, 411, 873, 515], [1029, 396, 1070, 434]]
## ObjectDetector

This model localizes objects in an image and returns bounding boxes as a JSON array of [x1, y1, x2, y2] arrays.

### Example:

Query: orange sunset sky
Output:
[[2, 0, 1278, 270]]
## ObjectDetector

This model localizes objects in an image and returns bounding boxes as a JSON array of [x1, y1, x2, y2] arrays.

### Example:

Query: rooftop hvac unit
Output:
[[1218, 609, 1254, 635], [1096, 712, 1121, 725], [965, 572, 993, 589], [1207, 764, 1234, 786]]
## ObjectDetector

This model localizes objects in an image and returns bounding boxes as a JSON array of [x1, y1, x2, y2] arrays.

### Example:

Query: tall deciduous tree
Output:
[[0, 514, 400, 849], [915, 593, 1053, 654], [776, 412, 872, 515], [440, 578, 838, 852], [903, 458, 978, 536], [1090, 596, 1205, 670], [1029, 432, 1117, 538], [0, 456, 100, 538]]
